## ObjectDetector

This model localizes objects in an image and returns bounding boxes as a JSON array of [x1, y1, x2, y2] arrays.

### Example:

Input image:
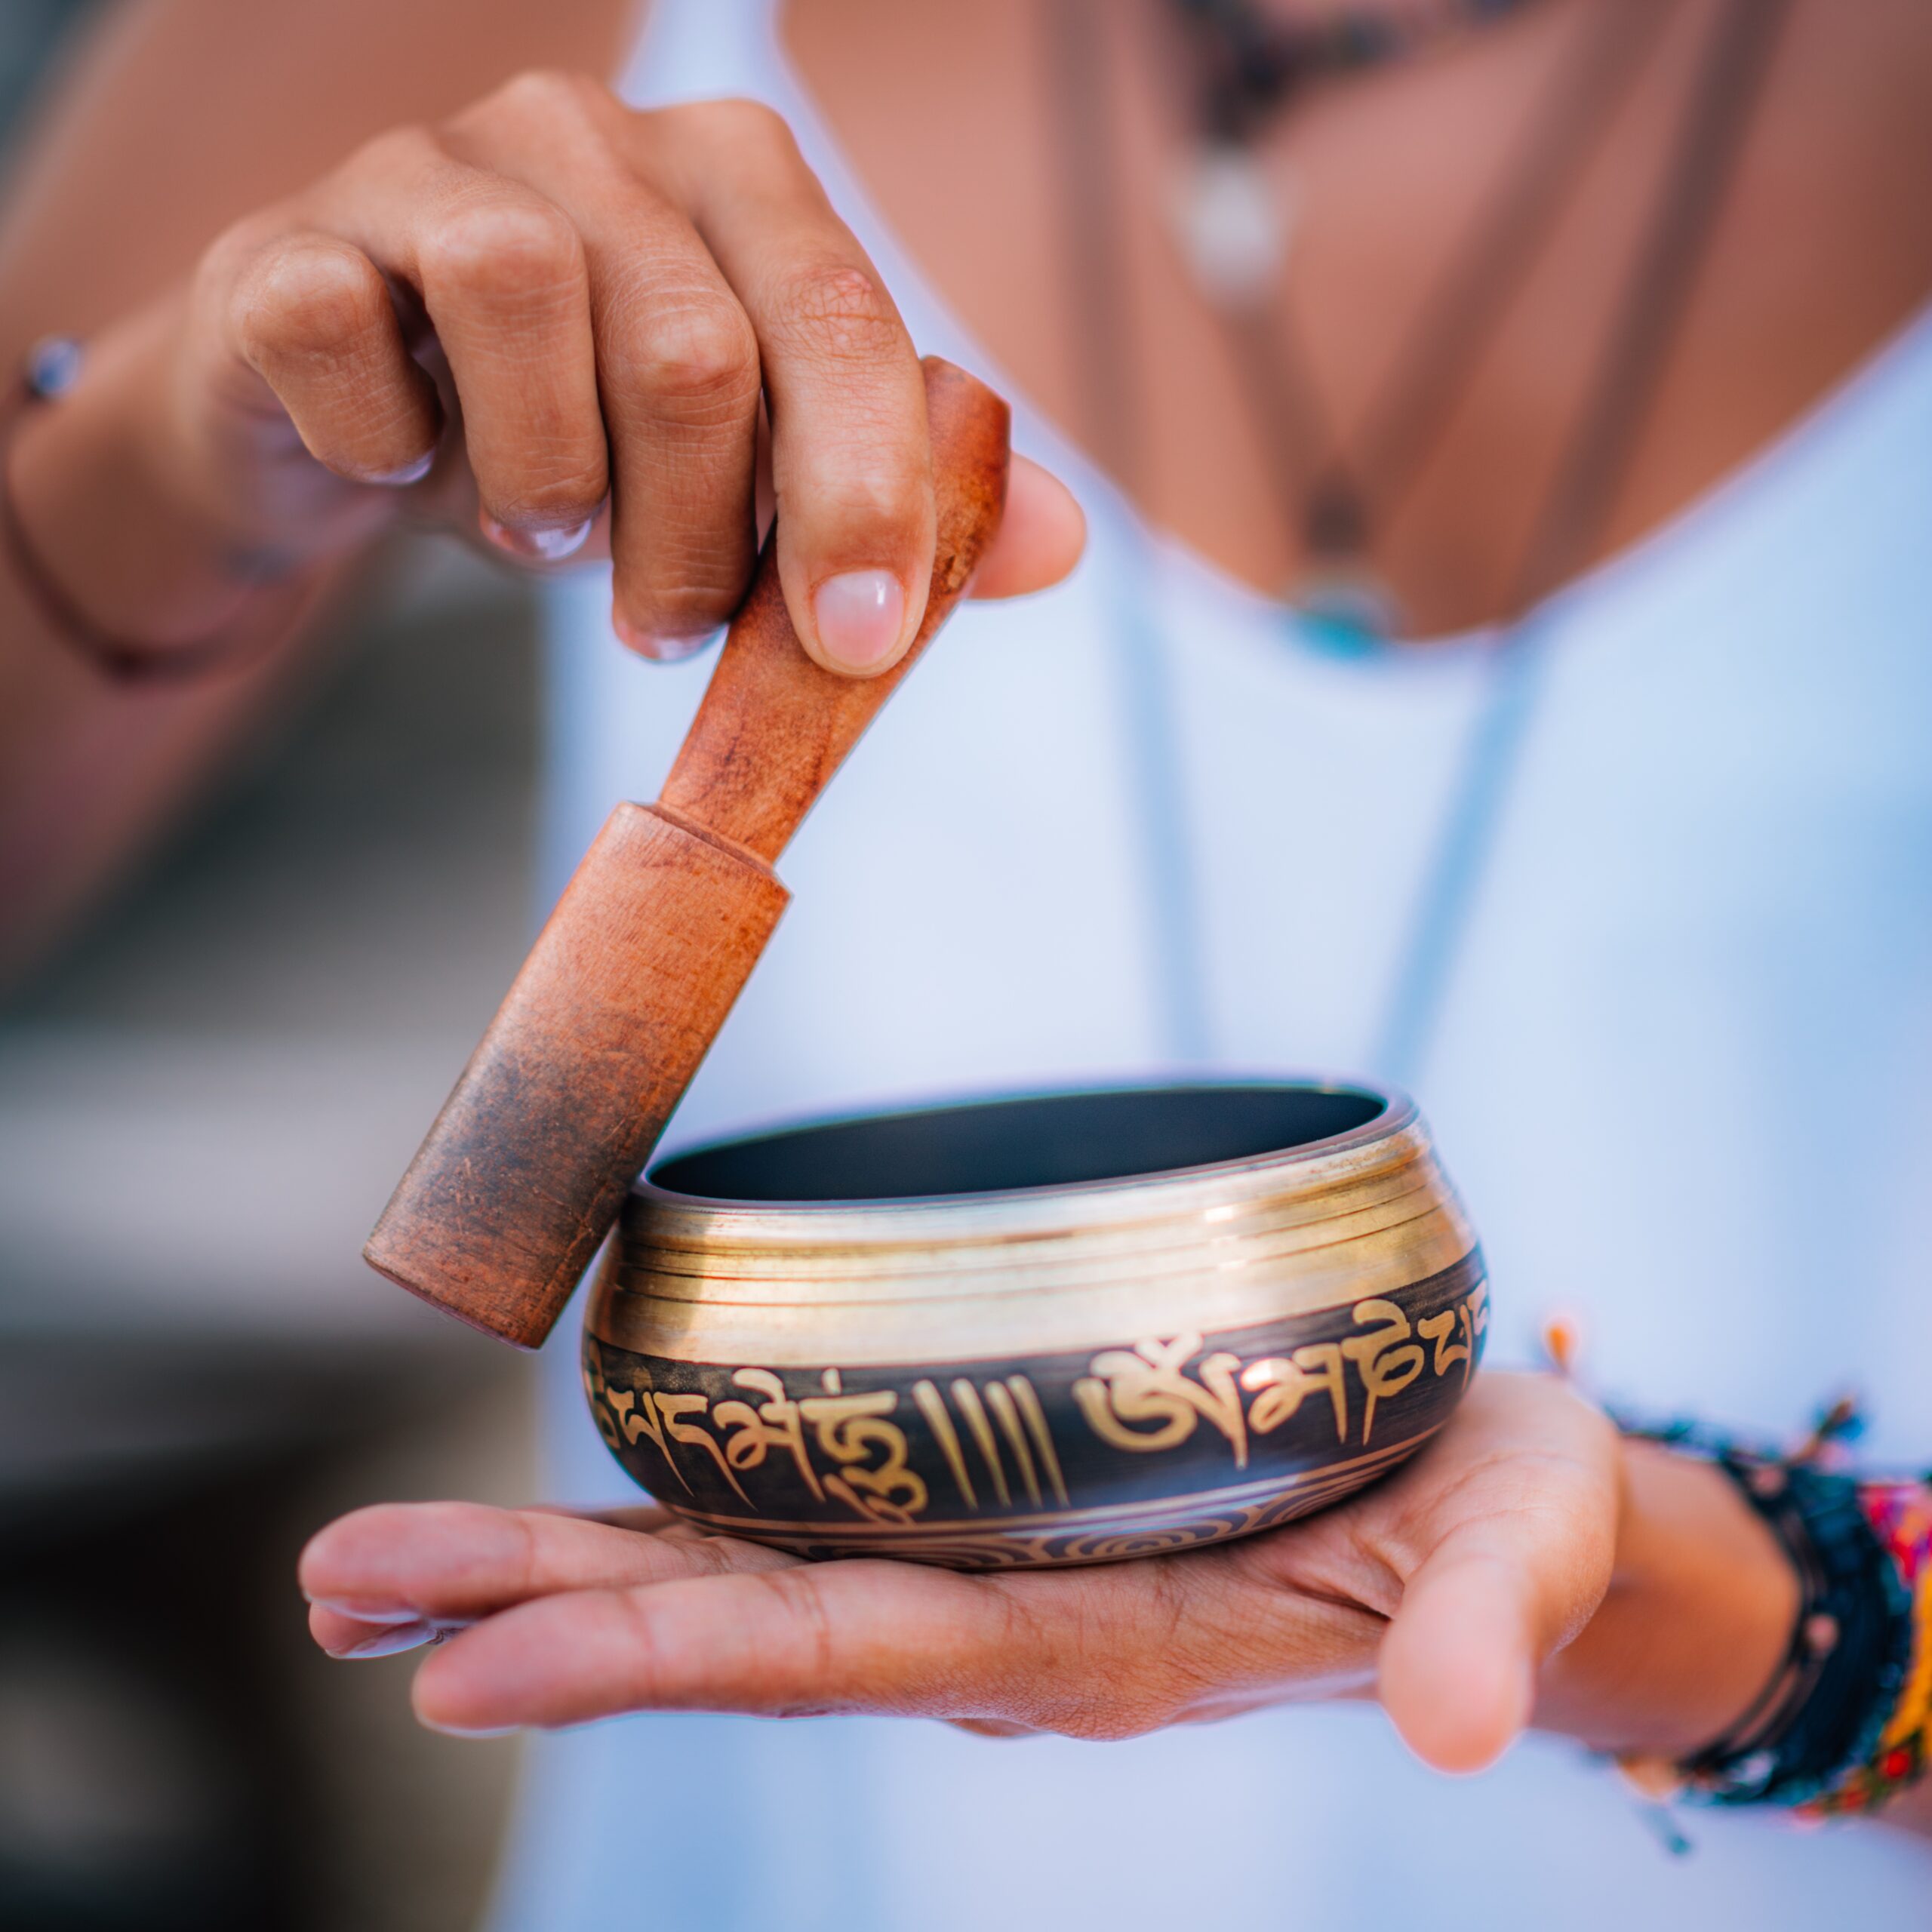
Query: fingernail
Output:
[[305, 1595, 419, 1623], [811, 569, 905, 672], [329, 1617, 438, 1660], [419, 1717, 520, 1738], [611, 610, 722, 663], [479, 511, 595, 561], [373, 450, 436, 487]]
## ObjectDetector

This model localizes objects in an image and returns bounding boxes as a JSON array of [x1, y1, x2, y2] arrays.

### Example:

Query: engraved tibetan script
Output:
[[587, 1355, 930, 1527], [1075, 1283, 1488, 1458], [586, 1277, 1487, 1524]]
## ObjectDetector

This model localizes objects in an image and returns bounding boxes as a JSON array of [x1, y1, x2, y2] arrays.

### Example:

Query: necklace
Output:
[[1163, 0, 1666, 645], [1375, 0, 1798, 1078], [1164, 0, 1546, 304], [1044, 0, 1795, 1073]]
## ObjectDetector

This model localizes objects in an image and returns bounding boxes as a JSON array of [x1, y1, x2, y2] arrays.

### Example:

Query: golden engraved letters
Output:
[[586, 1349, 928, 1527], [1079, 1284, 1488, 1458], [915, 1375, 1069, 1511], [1339, 1299, 1426, 1445], [714, 1368, 823, 1502], [1239, 1343, 1349, 1443], [1006, 1374, 1072, 1509], [595, 1379, 752, 1506], [587, 1278, 1487, 1526], [1073, 1337, 1249, 1466], [797, 1388, 928, 1526], [949, 1378, 1011, 1506], [913, 1380, 979, 1507], [1417, 1284, 1487, 1385]]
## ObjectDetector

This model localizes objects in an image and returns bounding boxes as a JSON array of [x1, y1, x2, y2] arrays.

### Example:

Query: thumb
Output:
[[968, 455, 1086, 599], [1379, 1473, 1618, 1774]]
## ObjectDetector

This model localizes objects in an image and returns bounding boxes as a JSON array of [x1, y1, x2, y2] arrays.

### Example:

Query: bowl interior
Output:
[[648, 1081, 1387, 1206]]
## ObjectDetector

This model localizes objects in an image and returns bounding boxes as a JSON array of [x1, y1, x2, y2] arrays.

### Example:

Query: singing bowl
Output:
[[583, 1080, 1487, 1571]]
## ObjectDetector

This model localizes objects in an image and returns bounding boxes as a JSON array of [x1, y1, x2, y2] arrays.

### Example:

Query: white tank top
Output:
[[494, 3, 1932, 1924]]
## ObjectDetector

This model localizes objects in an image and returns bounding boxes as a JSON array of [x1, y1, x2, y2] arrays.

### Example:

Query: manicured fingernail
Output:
[[373, 450, 436, 487], [812, 570, 905, 672], [611, 610, 722, 663], [330, 1617, 438, 1660], [304, 1594, 421, 1622], [480, 511, 594, 561]]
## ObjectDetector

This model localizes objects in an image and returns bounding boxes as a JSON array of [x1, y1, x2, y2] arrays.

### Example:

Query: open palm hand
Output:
[[303, 1371, 1619, 1772]]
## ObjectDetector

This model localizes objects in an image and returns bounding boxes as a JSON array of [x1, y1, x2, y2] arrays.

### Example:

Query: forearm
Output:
[[0, 556, 341, 993], [0, 301, 344, 986]]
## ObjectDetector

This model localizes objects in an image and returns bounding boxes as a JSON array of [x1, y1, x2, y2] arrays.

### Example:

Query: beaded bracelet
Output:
[[1613, 1403, 1930, 1819], [1802, 1476, 1932, 1818], [0, 335, 303, 684]]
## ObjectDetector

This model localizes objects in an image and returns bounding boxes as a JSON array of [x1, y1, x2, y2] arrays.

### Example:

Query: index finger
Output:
[[410, 1558, 1049, 1734], [298, 1499, 795, 1626], [636, 101, 934, 678], [405, 1540, 1352, 1738]]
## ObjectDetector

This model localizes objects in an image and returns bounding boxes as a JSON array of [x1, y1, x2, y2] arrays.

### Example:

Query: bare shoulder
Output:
[[1608, 0, 1932, 555]]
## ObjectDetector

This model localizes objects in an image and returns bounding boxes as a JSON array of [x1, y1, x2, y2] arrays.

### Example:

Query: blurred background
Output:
[[5, 2, 1929, 1927], [0, 9, 540, 1927]]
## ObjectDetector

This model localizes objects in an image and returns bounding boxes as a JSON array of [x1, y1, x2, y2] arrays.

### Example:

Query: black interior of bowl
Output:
[[648, 1082, 1387, 1204]]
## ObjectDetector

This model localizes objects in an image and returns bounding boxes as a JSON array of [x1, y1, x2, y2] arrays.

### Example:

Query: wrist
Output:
[[1534, 1434, 1800, 1758], [5, 300, 380, 655]]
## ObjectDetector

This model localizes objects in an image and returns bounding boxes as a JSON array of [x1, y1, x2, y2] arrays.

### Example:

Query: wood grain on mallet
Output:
[[365, 360, 1011, 1349]]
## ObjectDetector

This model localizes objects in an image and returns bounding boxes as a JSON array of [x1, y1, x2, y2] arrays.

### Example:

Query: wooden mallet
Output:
[[365, 358, 1010, 1348]]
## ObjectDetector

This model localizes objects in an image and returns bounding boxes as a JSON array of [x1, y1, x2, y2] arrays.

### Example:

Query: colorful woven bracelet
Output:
[[1614, 1405, 1930, 1818], [1799, 1477, 1932, 1819]]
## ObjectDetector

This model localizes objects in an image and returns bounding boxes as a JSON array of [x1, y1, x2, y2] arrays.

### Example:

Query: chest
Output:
[[780, 0, 1932, 638]]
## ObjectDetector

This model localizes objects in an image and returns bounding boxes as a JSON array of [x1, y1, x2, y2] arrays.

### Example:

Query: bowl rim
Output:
[[601, 1075, 1467, 1359], [636, 1074, 1413, 1220]]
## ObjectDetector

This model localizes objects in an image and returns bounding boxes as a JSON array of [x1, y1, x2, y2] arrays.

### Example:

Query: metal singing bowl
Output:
[[583, 1080, 1487, 1570]]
